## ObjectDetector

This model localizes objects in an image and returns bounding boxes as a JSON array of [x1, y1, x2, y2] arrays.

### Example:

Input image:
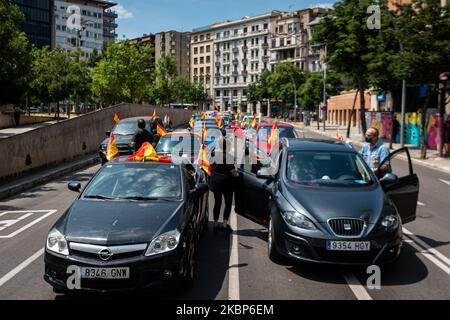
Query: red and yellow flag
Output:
[[251, 115, 257, 128], [268, 121, 278, 146], [199, 144, 211, 176], [201, 112, 206, 120], [113, 112, 121, 124], [125, 142, 171, 163], [106, 133, 120, 161], [336, 128, 344, 141], [215, 116, 222, 128], [202, 122, 207, 141], [157, 122, 168, 137], [189, 117, 195, 128], [151, 110, 156, 122]]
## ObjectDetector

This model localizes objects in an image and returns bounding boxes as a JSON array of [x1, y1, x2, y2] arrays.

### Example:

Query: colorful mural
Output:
[[365, 111, 449, 149]]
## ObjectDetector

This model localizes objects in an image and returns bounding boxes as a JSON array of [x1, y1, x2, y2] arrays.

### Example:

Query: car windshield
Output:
[[257, 127, 296, 141], [286, 151, 374, 187], [113, 121, 150, 136], [83, 164, 182, 200], [156, 134, 201, 154]]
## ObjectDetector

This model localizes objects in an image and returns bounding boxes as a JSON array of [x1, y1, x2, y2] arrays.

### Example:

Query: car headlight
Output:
[[281, 211, 316, 230], [381, 215, 399, 229], [145, 230, 181, 257], [46, 228, 69, 256]]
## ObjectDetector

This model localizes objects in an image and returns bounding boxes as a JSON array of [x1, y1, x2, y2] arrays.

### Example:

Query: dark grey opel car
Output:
[[235, 139, 419, 265]]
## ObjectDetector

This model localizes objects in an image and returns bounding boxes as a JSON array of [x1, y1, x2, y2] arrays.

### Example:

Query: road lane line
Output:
[[404, 235, 450, 276], [0, 248, 44, 288], [228, 206, 240, 300], [403, 228, 450, 269], [417, 201, 425, 206], [342, 272, 372, 300], [0, 210, 57, 239], [439, 179, 450, 186]]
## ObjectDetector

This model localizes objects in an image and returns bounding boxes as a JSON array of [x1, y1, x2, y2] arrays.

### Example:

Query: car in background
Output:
[[235, 139, 419, 265], [99, 117, 154, 165], [156, 131, 202, 164], [250, 123, 297, 155], [190, 121, 222, 147], [44, 158, 210, 293]]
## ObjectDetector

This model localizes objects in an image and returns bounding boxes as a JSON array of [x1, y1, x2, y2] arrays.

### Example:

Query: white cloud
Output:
[[311, 3, 334, 9], [111, 4, 134, 20]]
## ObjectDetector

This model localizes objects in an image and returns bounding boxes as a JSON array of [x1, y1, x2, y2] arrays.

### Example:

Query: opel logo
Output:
[[343, 224, 352, 231], [98, 248, 113, 261]]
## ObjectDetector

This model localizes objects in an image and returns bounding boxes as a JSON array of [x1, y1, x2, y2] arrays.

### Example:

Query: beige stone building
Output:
[[155, 31, 191, 78], [190, 26, 215, 108]]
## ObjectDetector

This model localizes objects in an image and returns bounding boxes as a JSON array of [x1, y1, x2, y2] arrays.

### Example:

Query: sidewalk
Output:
[[0, 121, 58, 139], [291, 120, 450, 175]]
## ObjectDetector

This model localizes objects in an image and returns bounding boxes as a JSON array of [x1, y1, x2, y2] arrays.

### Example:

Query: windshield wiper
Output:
[[84, 195, 119, 200], [119, 196, 178, 201]]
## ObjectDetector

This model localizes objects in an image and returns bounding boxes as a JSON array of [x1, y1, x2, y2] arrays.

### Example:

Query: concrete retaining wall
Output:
[[0, 103, 191, 181], [0, 114, 55, 129]]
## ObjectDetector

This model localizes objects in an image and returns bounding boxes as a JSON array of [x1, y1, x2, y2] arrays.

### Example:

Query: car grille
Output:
[[328, 218, 365, 237], [69, 242, 147, 262]]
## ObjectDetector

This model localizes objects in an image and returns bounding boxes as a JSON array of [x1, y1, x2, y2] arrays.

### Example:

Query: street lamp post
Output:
[[322, 45, 327, 131], [290, 74, 298, 123]]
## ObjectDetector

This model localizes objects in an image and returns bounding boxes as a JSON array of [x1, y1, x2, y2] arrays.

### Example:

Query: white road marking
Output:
[[404, 235, 450, 276], [228, 206, 240, 300], [439, 179, 450, 186], [0, 210, 57, 239], [0, 248, 44, 288], [342, 272, 372, 300], [403, 228, 450, 270], [417, 201, 425, 206]]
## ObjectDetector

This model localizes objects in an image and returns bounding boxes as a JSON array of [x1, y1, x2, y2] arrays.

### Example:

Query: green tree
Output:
[[0, 0, 33, 105], [313, 0, 381, 136], [247, 70, 272, 105], [156, 54, 178, 81], [173, 76, 192, 104], [267, 63, 305, 110], [299, 71, 341, 111], [91, 42, 154, 105]]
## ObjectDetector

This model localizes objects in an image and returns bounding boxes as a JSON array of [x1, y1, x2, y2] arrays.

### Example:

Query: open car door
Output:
[[378, 147, 419, 224]]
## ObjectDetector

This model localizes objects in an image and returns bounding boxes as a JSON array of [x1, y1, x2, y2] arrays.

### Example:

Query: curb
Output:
[[294, 123, 450, 176], [0, 155, 99, 201]]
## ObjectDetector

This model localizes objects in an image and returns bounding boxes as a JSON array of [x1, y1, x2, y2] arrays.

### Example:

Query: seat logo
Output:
[[343, 224, 352, 231]]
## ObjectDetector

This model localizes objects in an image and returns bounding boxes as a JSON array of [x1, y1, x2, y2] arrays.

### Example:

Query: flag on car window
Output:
[[199, 144, 211, 176], [151, 110, 156, 122], [113, 112, 121, 124], [189, 117, 195, 128], [125, 142, 171, 163], [106, 133, 120, 161], [251, 115, 257, 128], [157, 122, 168, 137], [268, 121, 278, 147], [202, 122, 207, 142]]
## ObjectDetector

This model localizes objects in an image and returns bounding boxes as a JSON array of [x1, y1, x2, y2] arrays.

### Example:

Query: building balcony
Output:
[[215, 50, 221, 56], [242, 46, 248, 52], [262, 43, 269, 50], [232, 59, 239, 65], [262, 56, 270, 63], [241, 70, 248, 77], [104, 10, 118, 19], [242, 58, 248, 65], [232, 71, 239, 76], [232, 47, 239, 54], [215, 61, 221, 67]]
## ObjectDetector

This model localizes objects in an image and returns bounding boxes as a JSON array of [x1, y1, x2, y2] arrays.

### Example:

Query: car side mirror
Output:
[[105, 130, 111, 137], [68, 181, 81, 192], [257, 168, 275, 181], [379, 173, 398, 186]]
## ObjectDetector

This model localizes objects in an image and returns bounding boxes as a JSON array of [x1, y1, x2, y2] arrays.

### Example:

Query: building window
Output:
[[243, 77, 247, 83], [263, 23, 268, 30], [216, 32, 220, 39], [234, 77, 238, 83], [206, 33, 211, 40], [216, 90, 221, 97], [243, 27, 247, 34], [206, 66, 210, 74], [194, 58, 198, 64], [194, 47, 198, 54], [200, 34, 204, 41], [288, 23, 294, 33], [233, 90, 238, 97], [234, 29, 238, 36], [206, 56, 211, 63], [200, 46, 204, 53], [200, 67, 204, 74], [194, 68, 198, 75], [206, 45, 210, 53], [200, 57, 204, 64]]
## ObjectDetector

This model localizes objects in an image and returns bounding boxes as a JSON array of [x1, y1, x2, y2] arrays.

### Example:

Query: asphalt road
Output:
[[0, 129, 449, 300]]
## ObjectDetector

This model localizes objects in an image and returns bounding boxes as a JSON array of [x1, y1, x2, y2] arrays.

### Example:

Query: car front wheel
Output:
[[268, 215, 282, 262]]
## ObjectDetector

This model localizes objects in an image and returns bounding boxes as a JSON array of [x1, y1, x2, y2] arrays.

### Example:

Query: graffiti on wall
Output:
[[365, 111, 449, 149]]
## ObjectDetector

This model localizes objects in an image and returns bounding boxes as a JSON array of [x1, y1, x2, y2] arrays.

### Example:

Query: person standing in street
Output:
[[359, 127, 391, 176], [132, 119, 154, 151], [209, 135, 238, 234]]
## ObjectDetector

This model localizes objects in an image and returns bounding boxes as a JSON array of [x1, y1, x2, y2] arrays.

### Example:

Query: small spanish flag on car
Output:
[[201, 112, 206, 120], [189, 117, 195, 128], [151, 110, 156, 122], [251, 115, 257, 128], [215, 116, 222, 128], [125, 142, 171, 163], [267, 121, 278, 147], [113, 112, 121, 124], [106, 133, 120, 161], [198, 144, 211, 176], [157, 121, 168, 137], [202, 123, 207, 142]]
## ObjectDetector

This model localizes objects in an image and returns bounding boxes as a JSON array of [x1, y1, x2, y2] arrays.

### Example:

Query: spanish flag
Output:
[[157, 121, 168, 137], [215, 116, 222, 128], [198, 144, 211, 176], [268, 121, 278, 147], [336, 128, 344, 141], [202, 122, 207, 142], [106, 133, 120, 161], [201, 112, 206, 120], [125, 142, 171, 163], [151, 110, 156, 122], [251, 115, 257, 128], [189, 117, 195, 128], [113, 112, 121, 124]]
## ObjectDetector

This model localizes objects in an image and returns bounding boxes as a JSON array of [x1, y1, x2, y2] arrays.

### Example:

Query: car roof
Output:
[[256, 122, 294, 129], [284, 139, 355, 153], [107, 157, 183, 166]]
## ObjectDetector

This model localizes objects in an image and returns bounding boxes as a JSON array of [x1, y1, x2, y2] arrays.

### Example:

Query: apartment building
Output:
[[12, 0, 55, 48], [190, 26, 215, 108], [213, 11, 282, 112], [270, 7, 330, 72], [155, 31, 191, 78], [54, 0, 117, 59]]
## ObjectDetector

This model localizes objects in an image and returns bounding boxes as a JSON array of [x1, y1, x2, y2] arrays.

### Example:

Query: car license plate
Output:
[[326, 241, 370, 251], [81, 267, 130, 279]]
